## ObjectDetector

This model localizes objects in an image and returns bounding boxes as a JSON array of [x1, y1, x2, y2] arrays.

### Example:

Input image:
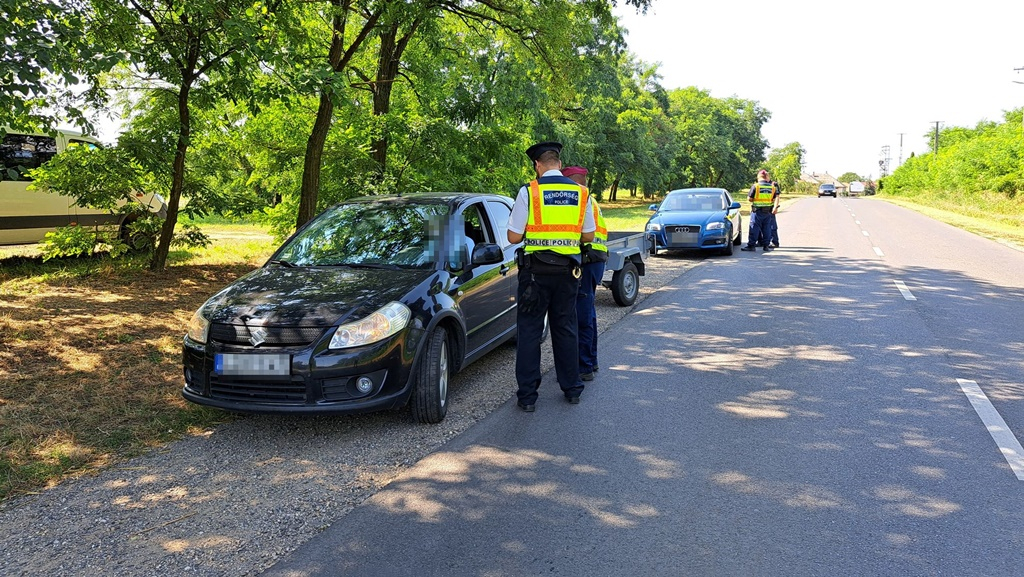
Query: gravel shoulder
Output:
[[0, 253, 704, 577]]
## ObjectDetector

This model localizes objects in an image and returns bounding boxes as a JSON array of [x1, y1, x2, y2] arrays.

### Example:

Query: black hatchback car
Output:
[[182, 193, 519, 423]]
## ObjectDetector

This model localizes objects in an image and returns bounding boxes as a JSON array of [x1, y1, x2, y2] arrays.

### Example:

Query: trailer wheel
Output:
[[611, 261, 639, 306]]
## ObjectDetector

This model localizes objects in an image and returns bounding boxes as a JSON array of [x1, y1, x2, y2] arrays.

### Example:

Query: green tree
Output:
[[0, 0, 119, 133], [87, 0, 283, 270], [666, 87, 769, 193], [887, 109, 1024, 197], [766, 142, 804, 191], [286, 0, 655, 229]]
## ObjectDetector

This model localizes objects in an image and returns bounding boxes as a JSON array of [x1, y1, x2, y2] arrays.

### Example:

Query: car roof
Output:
[[667, 187, 727, 195], [335, 192, 513, 210]]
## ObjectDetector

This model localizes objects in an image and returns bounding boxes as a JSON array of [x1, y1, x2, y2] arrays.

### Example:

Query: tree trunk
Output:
[[371, 20, 420, 173], [296, 94, 334, 227], [609, 174, 621, 201], [149, 83, 191, 271], [370, 24, 398, 170], [295, 3, 380, 229]]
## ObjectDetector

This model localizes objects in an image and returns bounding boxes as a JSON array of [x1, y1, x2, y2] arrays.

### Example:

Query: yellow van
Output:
[[0, 128, 166, 246]]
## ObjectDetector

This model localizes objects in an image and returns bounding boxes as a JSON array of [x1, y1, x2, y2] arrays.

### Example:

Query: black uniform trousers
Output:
[[515, 267, 583, 405]]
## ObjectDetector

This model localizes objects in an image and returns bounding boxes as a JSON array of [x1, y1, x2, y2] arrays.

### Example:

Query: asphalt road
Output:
[[264, 196, 1024, 577]]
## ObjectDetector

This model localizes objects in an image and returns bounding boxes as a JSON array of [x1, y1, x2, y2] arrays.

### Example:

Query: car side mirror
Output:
[[648, 203, 658, 211], [729, 201, 741, 210], [470, 243, 504, 266]]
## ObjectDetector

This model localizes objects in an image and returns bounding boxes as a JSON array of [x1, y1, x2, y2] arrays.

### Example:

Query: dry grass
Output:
[[0, 228, 275, 501]]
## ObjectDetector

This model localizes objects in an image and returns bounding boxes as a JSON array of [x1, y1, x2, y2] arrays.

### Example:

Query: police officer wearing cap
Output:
[[563, 166, 607, 382], [741, 169, 780, 252], [507, 142, 596, 411]]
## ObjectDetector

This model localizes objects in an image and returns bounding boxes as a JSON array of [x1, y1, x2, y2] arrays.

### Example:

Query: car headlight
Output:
[[646, 222, 661, 232], [329, 302, 411, 349], [186, 308, 211, 343], [706, 221, 725, 230]]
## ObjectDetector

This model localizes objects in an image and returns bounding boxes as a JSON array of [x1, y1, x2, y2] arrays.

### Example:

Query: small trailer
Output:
[[600, 231, 651, 306]]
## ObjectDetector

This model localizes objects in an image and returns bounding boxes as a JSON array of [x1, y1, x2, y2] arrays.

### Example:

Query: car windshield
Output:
[[663, 194, 724, 212], [273, 201, 451, 268]]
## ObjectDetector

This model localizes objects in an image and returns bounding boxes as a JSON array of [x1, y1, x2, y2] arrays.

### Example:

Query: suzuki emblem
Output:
[[248, 326, 269, 347]]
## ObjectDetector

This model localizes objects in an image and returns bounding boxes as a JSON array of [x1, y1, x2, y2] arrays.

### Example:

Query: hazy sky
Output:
[[613, 0, 1024, 180]]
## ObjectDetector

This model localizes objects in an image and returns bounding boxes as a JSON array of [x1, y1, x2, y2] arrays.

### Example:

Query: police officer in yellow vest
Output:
[[741, 169, 780, 252], [563, 166, 608, 382], [507, 143, 596, 411]]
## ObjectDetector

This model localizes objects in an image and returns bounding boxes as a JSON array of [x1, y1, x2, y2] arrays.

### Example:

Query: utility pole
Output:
[[1016, 67, 1023, 138], [931, 121, 942, 155], [880, 145, 891, 177], [897, 133, 905, 167]]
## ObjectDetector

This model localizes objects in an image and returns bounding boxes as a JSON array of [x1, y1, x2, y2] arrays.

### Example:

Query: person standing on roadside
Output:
[[563, 166, 607, 383], [769, 178, 781, 248], [507, 143, 596, 412], [741, 169, 779, 252]]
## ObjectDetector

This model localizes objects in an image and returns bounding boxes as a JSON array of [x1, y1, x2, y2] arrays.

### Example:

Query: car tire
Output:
[[611, 261, 639, 306], [722, 230, 734, 256], [118, 214, 153, 252], [411, 326, 449, 424], [649, 236, 659, 256]]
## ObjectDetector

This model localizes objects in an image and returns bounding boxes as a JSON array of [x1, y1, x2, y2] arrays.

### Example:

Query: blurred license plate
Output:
[[669, 232, 698, 244], [214, 353, 290, 376]]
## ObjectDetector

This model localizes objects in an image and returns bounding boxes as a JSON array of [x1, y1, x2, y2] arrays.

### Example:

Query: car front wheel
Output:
[[411, 326, 449, 424], [722, 230, 734, 256]]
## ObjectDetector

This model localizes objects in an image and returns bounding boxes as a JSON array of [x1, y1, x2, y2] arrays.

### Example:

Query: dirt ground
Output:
[[0, 253, 262, 499]]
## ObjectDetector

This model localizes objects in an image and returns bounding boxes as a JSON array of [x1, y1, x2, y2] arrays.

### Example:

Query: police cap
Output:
[[525, 141, 562, 162]]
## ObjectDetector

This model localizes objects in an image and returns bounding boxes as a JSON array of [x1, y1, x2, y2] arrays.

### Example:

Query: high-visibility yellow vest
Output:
[[587, 189, 608, 253], [751, 182, 776, 207], [524, 179, 589, 256]]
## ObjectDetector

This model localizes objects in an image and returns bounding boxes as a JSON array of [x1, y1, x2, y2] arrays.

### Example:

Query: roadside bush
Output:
[[121, 214, 163, 251], [40, 225, 101, 260], [171, 224, 212, 250], [39, 217, 207, 261]]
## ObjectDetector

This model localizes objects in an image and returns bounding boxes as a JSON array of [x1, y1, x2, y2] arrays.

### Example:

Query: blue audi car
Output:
[[645, 187, 743, 256]]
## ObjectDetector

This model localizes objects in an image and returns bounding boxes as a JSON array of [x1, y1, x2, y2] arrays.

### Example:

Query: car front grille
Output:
[[668, 225, 700, 244], [210, 323, 326, 347], [209, 376, 307, 404]]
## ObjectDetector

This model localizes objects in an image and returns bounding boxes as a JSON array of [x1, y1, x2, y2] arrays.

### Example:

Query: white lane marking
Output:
[[957, 379, 1024, 481], [856, 220, 861, 225], [873, 247, 885, 257], [893, 280, 917, 300], [862, 230, 870, 236]]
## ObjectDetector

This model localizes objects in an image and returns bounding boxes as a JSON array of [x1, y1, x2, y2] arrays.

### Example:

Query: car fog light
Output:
[[355, 376, 374, 394]]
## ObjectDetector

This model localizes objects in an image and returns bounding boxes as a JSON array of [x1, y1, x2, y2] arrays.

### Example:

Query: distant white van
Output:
[[0, 128, 166, 246]]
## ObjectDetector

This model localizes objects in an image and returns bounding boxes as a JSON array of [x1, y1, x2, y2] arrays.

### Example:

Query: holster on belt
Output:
[[517, 248, 578, 276]]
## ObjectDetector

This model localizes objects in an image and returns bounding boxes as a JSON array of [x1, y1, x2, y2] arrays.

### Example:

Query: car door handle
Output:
[[500, 264, 511, 275]]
